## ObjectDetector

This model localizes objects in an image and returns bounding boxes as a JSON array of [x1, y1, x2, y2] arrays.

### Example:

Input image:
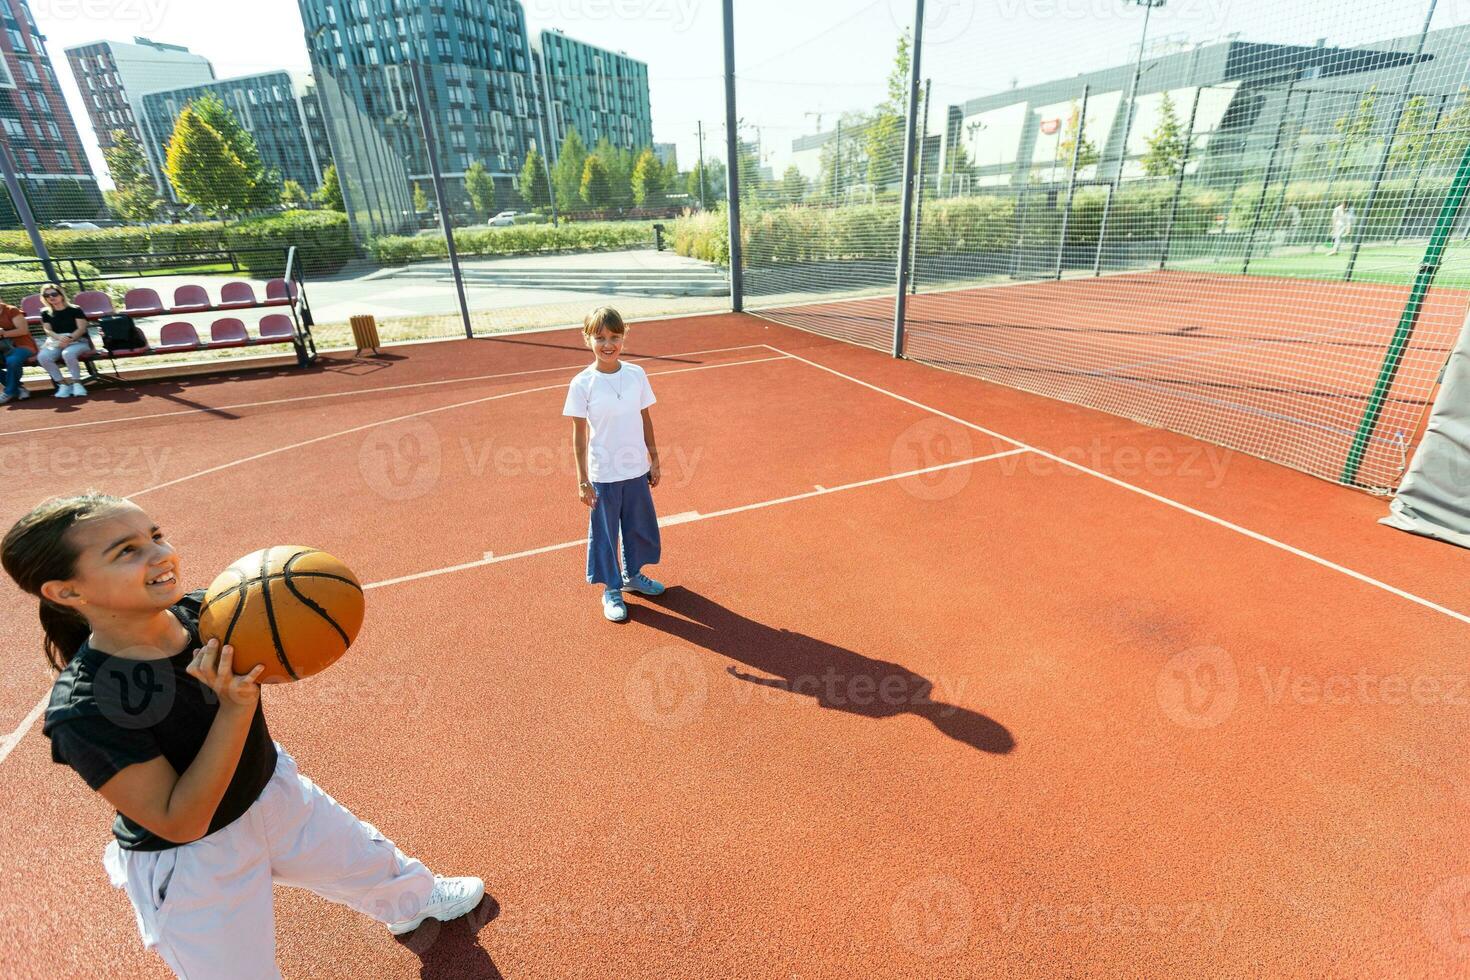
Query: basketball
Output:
[[197, 546, 365, 683]]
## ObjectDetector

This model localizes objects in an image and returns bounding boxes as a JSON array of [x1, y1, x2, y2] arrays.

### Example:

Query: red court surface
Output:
[[1, 313, 1468, 978], [760, 270, 1467, 488]]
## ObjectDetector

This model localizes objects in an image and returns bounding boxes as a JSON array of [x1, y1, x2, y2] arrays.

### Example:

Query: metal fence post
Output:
[[410, 61, 474, 340], [1055, 85, 1090, 279], [893, 0, 926, 359], [0, 139, 57, 282], [722, 0, 744, 312]]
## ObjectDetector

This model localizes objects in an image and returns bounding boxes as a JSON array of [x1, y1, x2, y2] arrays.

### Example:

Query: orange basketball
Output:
[[197, 546, 365, 684]]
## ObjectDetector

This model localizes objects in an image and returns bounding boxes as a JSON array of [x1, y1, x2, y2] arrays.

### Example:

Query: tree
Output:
[[519, 149, 550, 209], [819, 114, 870, 199], [631, 147, 664, 205], [190, 93, 278, 210], [737, 140, 763, 201], [780, 165, 807, 203], [1141, 92, 1188, 178], [594, 137, 635, 207], [553, 129, 589, 210], [866, 33, 917, 187], [1429, 87, 1470, 167], [413, 182, 429, 212], [313, 161, 345, 211], [1057, 101, 1098, 171], [165, 103, 253, 217], [1387, 95, 1434, 172], [1331, 85, 1379, 175], [101, 129, 159, 222], [280, 179, 308, 207], [581, 154, 612, 207], [464, 160, 496, 220], [662, 157, 680, 197]]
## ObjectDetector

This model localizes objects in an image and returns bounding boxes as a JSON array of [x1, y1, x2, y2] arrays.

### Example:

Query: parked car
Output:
[[54, 220, 101, 230], [488, 210, 520, 227]]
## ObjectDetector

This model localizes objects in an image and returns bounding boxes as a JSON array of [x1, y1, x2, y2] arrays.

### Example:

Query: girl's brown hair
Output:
[[582, 306, 626, 339], [2, 492, 124, 670]]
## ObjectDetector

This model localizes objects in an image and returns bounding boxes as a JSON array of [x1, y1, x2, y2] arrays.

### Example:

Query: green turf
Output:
[[1170, 240, 1470, 290]]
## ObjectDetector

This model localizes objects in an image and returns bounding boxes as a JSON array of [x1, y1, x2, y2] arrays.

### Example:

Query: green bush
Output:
[[669, 209, 728, 265], [0, 210, 354, 279], [0, 253, 126, 305], [366, 220, 655, 265]]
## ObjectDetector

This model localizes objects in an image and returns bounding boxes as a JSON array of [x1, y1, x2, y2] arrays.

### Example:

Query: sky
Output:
[[27, 0, 1467, 188]]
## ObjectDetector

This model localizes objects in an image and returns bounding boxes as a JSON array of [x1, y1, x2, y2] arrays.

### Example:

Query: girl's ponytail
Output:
[[2, 492, 125, 670], [38, 600, 93, 671]]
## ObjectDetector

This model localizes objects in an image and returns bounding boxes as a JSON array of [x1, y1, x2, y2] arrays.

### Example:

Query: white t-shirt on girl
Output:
[[563, 361, 657, 482]]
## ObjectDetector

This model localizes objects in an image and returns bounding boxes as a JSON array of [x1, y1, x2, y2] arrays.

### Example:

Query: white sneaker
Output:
[[69, 383, 87, 398], [53, 384, 72, 397], [386, 875, 485, 935], [16, 387, 29, 400]]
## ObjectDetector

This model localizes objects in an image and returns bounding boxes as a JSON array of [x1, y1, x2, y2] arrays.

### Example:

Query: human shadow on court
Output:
[[639, 588, 1014, 754], [397, 893, 504, 979]]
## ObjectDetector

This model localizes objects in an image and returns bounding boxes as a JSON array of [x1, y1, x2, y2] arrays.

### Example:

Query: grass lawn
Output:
[[1171, 239, 1470, 290]]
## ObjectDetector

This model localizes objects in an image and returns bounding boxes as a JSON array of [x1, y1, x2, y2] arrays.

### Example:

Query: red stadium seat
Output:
[[122, 288, 166, 318], [156, 322, 201, 351], [217, 281, 258, 309], [75, 291, 115, 318], [171, 284, 211, 313], [20, 294, 42, 323], [263, 279, 298, 306], [255, 314, 296, 344], [208, 317, 249, 348]]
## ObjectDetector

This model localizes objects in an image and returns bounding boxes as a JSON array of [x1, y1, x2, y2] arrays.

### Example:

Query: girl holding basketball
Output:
[[2, 492, 484, 979], [565, 306, 666, 622]]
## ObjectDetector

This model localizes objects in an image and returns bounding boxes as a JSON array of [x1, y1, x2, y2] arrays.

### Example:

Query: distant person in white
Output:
[[564, 306, 666, 623], [1328, 201, 1354, 255]]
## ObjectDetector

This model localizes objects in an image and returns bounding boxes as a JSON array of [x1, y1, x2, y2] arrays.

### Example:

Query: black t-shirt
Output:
[[41, 590, 277, 851], [41, 305, 88, 340]]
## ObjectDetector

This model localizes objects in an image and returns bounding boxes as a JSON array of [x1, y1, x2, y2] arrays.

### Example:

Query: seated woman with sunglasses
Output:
[[37, 284, 92, 399]]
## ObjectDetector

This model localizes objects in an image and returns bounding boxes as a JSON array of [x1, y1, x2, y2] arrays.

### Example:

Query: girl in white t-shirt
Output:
[[563, 307, 665, 622]]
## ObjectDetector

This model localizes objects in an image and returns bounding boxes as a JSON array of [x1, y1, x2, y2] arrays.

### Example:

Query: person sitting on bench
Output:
[[0, 296, 32, 404], [37, 284, 92, 399]]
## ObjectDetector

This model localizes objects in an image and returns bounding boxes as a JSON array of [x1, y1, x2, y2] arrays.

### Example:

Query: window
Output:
[[2, 117, 22, 137], [21, 148, 38, 169], [56, 148, 73, 170], [20, 60, 38, 83]]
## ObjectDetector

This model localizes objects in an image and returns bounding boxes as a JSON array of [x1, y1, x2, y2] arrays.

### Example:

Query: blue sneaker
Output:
[[623, 572, 665, 596], [602, 589, 628, 622]]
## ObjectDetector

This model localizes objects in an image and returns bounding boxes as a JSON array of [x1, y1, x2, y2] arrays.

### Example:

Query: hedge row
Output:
[[367, 221, 656, 265], [0, 253, 126, 304], [0, 211, 354, 278], [672, 179, 1464, 267]]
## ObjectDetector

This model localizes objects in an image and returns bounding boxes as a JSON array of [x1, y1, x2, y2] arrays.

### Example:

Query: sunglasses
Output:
[[42, 291, 61, 298]]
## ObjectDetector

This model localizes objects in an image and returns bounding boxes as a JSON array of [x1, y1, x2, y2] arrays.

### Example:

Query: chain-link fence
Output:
[[731, 0, 1470, 492]]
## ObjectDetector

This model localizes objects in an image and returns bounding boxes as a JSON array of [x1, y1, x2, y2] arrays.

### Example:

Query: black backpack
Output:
[[99, 313, 148, 353]]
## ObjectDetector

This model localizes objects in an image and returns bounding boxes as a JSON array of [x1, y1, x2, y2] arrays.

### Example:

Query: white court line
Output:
[[1, 343, 771, 440], [365, 449, 1026, 591], [762, 342, 1470, 627], [0, 697, 46, 766], [127, 354, 790, 499], [0, 445, 1026, 764]]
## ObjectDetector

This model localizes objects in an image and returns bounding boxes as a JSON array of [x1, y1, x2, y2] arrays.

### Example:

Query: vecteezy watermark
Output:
[[0, 444, 172, 483], [1157, 649, 1470, 729], [528, 0, 699, 32], [890, 417, 975, 501], [993, 898, 1232, 941], [1423, 875, 1470, 961], [32, 0, 168, 29], [1155, 646, 1239, 730], [625, 646, 710, 729], [990, 0, 1230, 29], [887, 0, 977, 45], [458, 437, 704, 489], [891, 876, 974, 959], [1258, 667, 1470, 709], [282, 671, 435, 719], [495, 900, 699, 943], [994, 439, 1233, 488], [358, 420, 442, 502]]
